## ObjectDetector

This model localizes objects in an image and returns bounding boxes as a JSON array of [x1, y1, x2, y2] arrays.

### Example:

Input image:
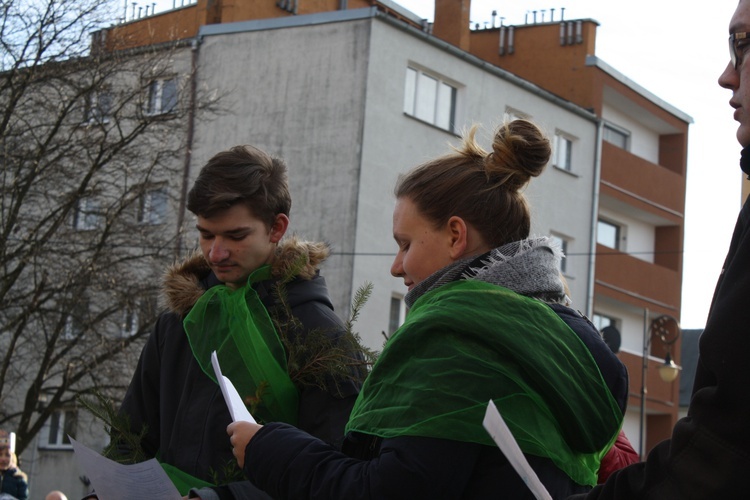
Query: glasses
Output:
[[730, 32, 750, 69]]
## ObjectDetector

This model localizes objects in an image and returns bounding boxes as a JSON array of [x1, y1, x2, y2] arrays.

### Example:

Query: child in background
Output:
[[0, 430, 28, 500]]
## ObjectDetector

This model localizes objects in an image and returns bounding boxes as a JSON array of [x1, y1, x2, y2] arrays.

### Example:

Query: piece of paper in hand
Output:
[[482, 400, 553, 500], [211, 351, 257, 423], [70, 437, 181, 500]]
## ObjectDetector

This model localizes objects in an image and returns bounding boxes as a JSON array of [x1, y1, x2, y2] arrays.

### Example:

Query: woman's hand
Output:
[[227, 421, 263, 468]]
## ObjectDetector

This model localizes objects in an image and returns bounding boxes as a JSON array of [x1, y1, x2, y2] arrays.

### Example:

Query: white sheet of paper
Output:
[[211, 350, 257, 423], [482, 400, 553, 500], [70, 437, 181, 500]]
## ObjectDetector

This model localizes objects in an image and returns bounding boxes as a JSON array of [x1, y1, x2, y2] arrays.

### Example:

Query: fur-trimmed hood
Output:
[[162, 235, 330, 316]]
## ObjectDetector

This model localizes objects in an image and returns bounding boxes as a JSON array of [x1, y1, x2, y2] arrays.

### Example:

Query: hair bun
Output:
[[485, 119, 551, 191]]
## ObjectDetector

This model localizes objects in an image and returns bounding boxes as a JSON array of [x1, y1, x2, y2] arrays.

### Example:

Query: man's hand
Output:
[[227, 421, 263, 469]]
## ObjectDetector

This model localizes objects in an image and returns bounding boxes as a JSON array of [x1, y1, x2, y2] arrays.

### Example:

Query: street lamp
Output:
[[639, 312, 681, 458]]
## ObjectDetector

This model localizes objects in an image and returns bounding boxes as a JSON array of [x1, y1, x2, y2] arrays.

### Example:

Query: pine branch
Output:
[[271, 278, 378, 394], [77, 390, 148, 464]]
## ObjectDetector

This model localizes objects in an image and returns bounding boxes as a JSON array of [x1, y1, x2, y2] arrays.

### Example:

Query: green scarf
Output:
[[183, 265, 299, 426], [160, 462, 213, 496], [346, 280, 622, 486]]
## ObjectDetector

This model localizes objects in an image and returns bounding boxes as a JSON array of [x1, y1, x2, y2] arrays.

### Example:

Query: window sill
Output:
[[552, 164, 580, 178], [403, 113, 460, 137]]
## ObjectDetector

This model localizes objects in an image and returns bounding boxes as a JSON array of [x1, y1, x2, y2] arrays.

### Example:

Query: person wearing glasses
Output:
[[568, 1, 750, 498]]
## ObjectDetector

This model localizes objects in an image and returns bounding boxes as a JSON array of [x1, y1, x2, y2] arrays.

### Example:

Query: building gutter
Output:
[[174, 37, 200, 257], [587, 118, 604, 317]]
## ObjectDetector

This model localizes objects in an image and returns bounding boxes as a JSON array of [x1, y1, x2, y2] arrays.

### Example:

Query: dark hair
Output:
[[394, 119, 550, 247], [187, 145, 291, 228]]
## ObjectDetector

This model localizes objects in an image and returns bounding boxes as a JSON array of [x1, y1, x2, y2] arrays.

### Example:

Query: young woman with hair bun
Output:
[[225, 120, 629, 499]]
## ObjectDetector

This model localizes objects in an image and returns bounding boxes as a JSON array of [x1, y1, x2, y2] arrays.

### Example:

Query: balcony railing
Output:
[[601, 142, 685, 217], [595, 244, 681, 311]]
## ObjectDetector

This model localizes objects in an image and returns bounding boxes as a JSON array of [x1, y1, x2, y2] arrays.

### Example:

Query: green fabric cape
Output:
[[346, 280, 622, 486], [182, 265, 299, 426]]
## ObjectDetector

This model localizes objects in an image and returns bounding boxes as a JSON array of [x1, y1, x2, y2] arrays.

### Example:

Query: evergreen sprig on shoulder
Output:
[[271, 277, 378, 395]]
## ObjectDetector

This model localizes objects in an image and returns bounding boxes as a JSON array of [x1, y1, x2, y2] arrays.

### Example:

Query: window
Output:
[[603, 124, 629, 150], [63, 315, 82, 340], [592, 313, 618, 332], [503, 108, 530, 123], [554, 133, 574, 171], [404, 67, 457, 133], [597, 219, 622, 250], [40, 409, 77, 449], [121, 294, 157, 337], [549, 234, 570, 274], [83, 90, 112, 124], [146, 77, 177, 115], [63, 301, 88, 340], [388, 295, 406, 336], [73, 197, 103, 231], [138, 187, 168, 225]]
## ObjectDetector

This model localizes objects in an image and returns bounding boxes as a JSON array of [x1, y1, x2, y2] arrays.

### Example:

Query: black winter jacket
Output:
[[117, 239, 362, 499], [241, 303, 628, 499], [567, 151, 750, 500], [0, 467, 28, 500]]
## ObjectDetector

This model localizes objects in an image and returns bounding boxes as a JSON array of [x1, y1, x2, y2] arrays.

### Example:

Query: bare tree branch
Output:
[[0, 0, 220, 454]]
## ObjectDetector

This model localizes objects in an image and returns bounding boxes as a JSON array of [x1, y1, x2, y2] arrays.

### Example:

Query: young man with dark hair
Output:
[[117, 145, 364, 499]]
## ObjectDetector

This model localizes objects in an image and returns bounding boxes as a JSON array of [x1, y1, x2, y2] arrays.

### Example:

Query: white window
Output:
[[592, 313, 618, 332], [121, 295, 157, 337], [388, 294, 406, 336], [73, 197, 103, 231], [83, 90, 112, 124], [554, 133, 574, 171], [597, 219, 622, 250], [549, 234, 570, 274], [63, 308, 87, 341], [40, 409, 77, 449], [603, 123, 629, 150], [146, 77, 177, 115], [138, 187, 167, 225], [404, 67, 457, 133], [121, 307, 140, 338]]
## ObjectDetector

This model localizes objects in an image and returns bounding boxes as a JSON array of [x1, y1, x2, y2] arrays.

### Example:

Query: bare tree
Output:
[[0, 0, 218, 454]]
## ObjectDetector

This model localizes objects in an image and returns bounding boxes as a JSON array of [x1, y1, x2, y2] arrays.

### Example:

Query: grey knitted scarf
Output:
[[404, 236, 569, 308]]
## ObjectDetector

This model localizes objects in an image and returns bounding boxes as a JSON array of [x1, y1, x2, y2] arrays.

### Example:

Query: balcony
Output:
[[601, 142, 685, 218], [594, 244, 681, 312]]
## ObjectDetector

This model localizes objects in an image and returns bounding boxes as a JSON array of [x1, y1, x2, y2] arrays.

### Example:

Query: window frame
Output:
[[137, 186, 168, 225], [72, 197, 103, 231], [83, 89, 112, 125], [39, 408, 78, 450], [592, 313, 619, 332], [548, 233, 570, 274], [388, 294, 406, 337], [597, 218, 623, 250], [553, 132, 574, 171], [145, 77, 178, 116], [121, 294, 157, 337], [403, 66, 458, 133], [503, 107, 531, 123], [603, 122, 630, 150]]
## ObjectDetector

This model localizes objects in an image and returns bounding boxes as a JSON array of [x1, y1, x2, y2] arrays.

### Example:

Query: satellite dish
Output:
[[601, 325, 621, 353]]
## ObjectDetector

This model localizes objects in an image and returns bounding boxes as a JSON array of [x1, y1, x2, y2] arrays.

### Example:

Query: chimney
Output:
[[433, 0, 471, 51]]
